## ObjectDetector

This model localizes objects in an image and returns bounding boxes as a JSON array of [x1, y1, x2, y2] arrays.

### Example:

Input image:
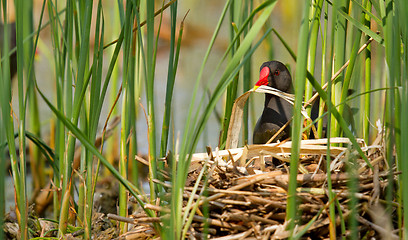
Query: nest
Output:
[[112, 134, 399, 239]]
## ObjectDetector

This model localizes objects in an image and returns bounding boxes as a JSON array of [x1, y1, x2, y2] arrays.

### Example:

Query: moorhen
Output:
[[253, 61, 356, 144], [253, 61, 293, 144]]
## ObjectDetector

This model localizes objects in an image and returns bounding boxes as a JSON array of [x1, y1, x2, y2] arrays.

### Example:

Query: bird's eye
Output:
[[274, 70, 280, 76]]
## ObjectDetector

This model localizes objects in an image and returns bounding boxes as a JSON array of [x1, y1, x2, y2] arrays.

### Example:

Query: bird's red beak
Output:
[[253, 66, 269, 91]]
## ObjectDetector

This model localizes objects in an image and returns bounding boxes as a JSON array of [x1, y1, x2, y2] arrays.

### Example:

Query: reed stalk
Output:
[[394, 0, 408, 237], [47, 0, 65, 220], [145, 0, 159, 199], [338, 1, 365, 135], [321, 1, 336, 237], [105, 1, 121, 177], [317, 1, 329, 138], [305, 0, 323, 117], [0, 4, 10, 239], [160, 0, 178, 158], [0, 116, 4, 240], [242, 0, 253, 144], [331, 0, 349, 137], [24, 0, 44, 194], [363, 1, 372, 143], [380, 0, 398, 213], [15, 0, 28, 237], [287, 1, 310, 234]]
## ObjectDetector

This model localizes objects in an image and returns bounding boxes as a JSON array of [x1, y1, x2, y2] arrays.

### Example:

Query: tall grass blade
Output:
[[145, 0, 159, 198], [347, 151, 359, 238], [287, 0, 310, 234], [24, 0, 44, 194], [0, 107, 4, 240], [58, 0, 94, 235], [363, 0, 372, 142], [105, 1, 121, 177], [0, 3, 9, 234], [160, 0, 179, 158], [335, 6, 383, 45], [47, 0, 66, 219], [317, 1, 329, 138], [241, 0, 253, 143], [83, 2, 105, 238], [331, 0, 348, 137], [323, 3, 336, 236], [337, 0, 365, 137], [395, 0, 408, 237], [305, 0, 323, 116], [380, 0, 398, 213], [119, 0, 135, 233], [15, 0, 29, 237], [220, 1, 245, 147]]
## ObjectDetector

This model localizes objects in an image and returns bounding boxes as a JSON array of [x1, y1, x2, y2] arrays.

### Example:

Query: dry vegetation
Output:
[[99, 135, 398, 239]]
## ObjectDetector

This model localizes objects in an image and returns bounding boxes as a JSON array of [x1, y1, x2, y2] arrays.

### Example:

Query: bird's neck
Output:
[[264, 94, 277, 109]]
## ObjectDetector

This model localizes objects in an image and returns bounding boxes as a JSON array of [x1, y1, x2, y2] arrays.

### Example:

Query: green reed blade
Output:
[[119, 0, 134, 233], [350, 0, 381, 25], [16, 0, 29, 237], [287, 1, 310, 235], [336, 5, 383, 45], [305, 0, 324, 115], [337, 0, 365, 137], [395, 0, 408, 237], [145, 0, 158, 197], [0, 104, 4, 240], [160, 1, 178, 158], [380, 0, 398, 213], [363, 0, 372, 142], [317, 1, 329, 138], [331, 0, 348, 137]]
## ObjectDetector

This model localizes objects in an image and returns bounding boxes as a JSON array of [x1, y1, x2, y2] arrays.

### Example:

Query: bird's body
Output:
[[253, 91, 293, 144], [253, 60, 356, 144]]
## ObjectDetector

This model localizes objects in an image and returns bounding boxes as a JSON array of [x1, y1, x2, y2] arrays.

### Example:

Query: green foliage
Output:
[[1, 0, 407, 239]]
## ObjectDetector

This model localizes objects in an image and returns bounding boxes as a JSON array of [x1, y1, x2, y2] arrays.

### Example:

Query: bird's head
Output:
[[253, 61, 292, 92]]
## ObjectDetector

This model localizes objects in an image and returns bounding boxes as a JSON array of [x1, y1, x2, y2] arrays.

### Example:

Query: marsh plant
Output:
[[0, 0, 407, 239]]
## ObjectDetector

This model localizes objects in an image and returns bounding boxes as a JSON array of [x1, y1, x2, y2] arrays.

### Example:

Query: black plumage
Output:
[[253, 60, 356, 144], [253, 61, 293, 144]]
